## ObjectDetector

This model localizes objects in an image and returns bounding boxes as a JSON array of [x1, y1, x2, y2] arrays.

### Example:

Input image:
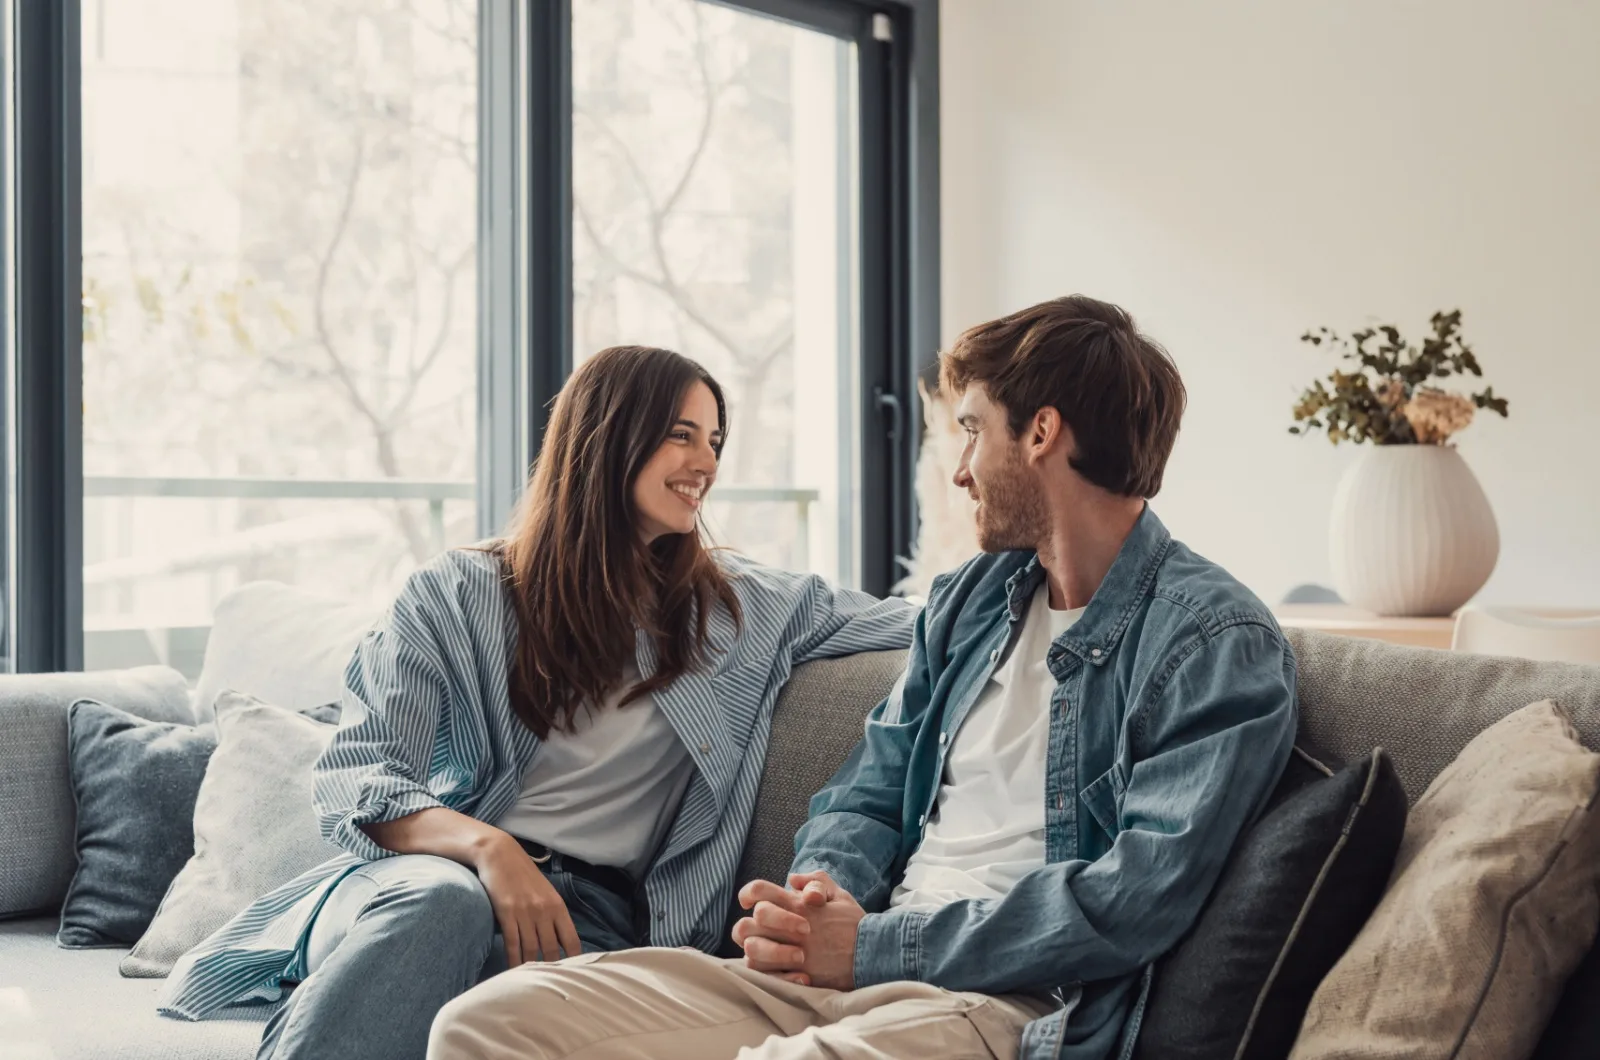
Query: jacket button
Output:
[[938, 731, 947, 745], [1057, 793, 1066, 810], [918, 814, 926, 826], [1091, 648, 1103, 658], [989, 648, 1000, 663]]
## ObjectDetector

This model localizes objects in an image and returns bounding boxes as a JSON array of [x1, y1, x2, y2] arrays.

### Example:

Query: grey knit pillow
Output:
[[58, 700, 218, 948]]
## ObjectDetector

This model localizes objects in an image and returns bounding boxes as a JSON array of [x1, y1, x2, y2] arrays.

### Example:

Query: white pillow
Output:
[[191, 581, 376, 723], [122, 692, 343, 978]]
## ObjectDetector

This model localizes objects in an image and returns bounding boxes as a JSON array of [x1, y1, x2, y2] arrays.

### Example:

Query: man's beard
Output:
[[973, 451, 1046, 553]]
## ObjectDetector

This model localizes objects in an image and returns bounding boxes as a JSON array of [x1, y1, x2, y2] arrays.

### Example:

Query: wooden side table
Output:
[[1273, 604, 1455, 650]]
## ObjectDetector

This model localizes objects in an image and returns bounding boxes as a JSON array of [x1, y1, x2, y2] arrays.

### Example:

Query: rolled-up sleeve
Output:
[[315, 620, 452, 861], [789, 573, 917, 664]]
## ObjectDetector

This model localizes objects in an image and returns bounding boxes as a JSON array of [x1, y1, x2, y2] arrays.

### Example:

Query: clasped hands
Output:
[[730, 870, 863, 990]]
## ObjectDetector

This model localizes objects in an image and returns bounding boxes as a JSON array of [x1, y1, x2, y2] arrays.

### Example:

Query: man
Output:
[[428, 296, 1298, 1060]]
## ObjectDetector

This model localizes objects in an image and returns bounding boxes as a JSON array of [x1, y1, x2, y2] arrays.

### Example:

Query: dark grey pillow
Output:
[[57, 699, 217, 948], [1133, 746, 1408, 1060], [1531, 937, 1600, 1060], [58, 698, 341, 949]]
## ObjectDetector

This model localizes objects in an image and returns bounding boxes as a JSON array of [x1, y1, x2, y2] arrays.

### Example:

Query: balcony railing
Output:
[[81, 475, 822, 677], [83, 475, 820, 577]]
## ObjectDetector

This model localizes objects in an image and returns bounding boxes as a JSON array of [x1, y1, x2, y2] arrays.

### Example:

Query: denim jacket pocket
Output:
[[1079, 764, 1125, 843]]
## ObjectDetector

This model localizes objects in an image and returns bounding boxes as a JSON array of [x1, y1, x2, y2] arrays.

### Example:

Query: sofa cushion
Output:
[[124, 692, 343, 978], [0, 667, 193, 920], [1135, 747, 1407, 1060], [58, 701, 219, 948], [1291, 700, 1600, 1059], [191, 580, 375, 723], [0, 917, 263, 1060], [1286, 629, 1600, 801]]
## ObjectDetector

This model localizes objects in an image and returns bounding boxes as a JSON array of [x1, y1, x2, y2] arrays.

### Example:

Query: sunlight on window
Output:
[[80, 0, 479, 674]]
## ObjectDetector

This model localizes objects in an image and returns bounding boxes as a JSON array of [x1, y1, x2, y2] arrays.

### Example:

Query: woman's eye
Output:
[[671, 431, 691, 442]]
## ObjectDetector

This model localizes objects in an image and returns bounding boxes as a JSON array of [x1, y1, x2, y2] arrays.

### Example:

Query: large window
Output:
[[3, 0, 934, 674], [572, 0, 860, 583], [78, 0, 481, 672]]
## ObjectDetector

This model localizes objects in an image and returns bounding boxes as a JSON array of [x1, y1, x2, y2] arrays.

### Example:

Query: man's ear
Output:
[[1026, 406, 1064, 464]]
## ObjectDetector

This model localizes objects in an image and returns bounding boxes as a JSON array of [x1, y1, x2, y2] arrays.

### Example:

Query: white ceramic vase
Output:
[[1329, 445, 1499, 617]]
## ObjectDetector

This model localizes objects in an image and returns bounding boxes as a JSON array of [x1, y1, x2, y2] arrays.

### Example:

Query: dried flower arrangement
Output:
[[1290, 310, 1509, 445]]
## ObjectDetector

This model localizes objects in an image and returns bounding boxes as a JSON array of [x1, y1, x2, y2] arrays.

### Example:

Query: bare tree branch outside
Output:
[[79, 0, 856, 671]]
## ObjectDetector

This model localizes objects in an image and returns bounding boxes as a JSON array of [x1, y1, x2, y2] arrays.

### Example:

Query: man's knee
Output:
[[428, 971, 562, 1060], [427, 988, 484, 1059]]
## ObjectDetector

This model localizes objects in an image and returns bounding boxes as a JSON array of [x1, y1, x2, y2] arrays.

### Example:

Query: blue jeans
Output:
[[257, 853, 639, 1060]]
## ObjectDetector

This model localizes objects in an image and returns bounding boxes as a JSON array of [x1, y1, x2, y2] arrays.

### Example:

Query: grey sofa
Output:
[[5, 606, 1600, 1059]]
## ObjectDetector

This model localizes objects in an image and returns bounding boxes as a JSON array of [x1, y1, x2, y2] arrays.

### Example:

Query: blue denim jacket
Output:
[[791, 506, 1297, 1060]]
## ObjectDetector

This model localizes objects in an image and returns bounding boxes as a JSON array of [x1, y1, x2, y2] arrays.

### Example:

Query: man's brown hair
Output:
[[940, 295, 1186, 498]]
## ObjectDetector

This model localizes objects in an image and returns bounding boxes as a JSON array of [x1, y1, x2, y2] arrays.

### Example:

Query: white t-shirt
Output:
[[891, 585, 1084, 912], [495, 667, 694, 877]]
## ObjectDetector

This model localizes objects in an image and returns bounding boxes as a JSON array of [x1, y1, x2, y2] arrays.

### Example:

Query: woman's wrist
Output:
[[467, 824, 519, 869]]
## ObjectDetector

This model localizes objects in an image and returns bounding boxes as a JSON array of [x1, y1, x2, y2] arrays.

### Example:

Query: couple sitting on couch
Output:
[[160, 295, 1298, 1060]]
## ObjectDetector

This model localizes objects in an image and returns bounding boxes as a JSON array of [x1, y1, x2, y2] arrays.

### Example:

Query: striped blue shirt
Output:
[[160, 546, 916, 1020]]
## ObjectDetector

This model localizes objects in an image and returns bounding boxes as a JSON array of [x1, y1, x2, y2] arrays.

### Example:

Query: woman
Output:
[[158, 346, 917, 1060]]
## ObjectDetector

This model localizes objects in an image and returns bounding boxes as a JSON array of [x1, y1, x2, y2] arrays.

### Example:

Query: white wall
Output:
[[939, 0, 1600, 607]]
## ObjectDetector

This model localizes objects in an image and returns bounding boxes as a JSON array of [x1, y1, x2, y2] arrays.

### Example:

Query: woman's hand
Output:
[[362, 808, 582, 967], [472, 831, 583, 967]]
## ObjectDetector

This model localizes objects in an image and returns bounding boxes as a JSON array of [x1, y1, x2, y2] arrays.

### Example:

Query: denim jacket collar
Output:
[[1003, 504, 1173, 673]]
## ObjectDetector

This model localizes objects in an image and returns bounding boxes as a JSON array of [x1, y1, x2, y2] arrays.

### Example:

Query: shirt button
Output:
[[698, 742, 710, 753], [656, 910, 666, 920]]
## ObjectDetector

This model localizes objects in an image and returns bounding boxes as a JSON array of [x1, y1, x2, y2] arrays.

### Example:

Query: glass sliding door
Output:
[[78, 0, 482, 675], [571, 0, 863, 586]]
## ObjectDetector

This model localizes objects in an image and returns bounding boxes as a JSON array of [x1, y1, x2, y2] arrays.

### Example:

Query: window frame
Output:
[[505, 0, 939, 595], [4, 0, 936, 671]]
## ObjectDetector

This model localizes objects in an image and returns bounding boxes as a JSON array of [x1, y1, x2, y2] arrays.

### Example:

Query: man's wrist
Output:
[[790, 856, 870, 907], [852, 907, 925, 988]]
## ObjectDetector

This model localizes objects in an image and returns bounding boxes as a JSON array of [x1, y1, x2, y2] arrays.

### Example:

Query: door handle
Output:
[[875, 388, 903, 443]]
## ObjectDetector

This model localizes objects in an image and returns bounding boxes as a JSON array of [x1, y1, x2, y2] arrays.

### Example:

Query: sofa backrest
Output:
[[0, 667, 193, 919], [1287, 628, 1600, 803], [734, 650, 908, 898], [733, 630, 1600, 910]]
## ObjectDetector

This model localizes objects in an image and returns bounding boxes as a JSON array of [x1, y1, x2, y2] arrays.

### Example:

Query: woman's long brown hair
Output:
[[494, 345, 742, 739]]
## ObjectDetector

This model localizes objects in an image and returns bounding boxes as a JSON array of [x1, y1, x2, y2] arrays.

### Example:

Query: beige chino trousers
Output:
[[426, 947, 1056, 1060]]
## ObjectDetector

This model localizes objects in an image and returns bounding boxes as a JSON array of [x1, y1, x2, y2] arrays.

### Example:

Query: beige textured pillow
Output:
[[1290, 700, 1600, 1060], [121, 691, 342, 977]]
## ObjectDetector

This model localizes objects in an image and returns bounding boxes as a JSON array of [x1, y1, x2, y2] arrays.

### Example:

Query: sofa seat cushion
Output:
[[0, 918, 265, 1060]]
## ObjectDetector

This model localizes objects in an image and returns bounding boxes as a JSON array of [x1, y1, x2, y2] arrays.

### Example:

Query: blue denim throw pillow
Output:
[[58, 699, 217, 948]]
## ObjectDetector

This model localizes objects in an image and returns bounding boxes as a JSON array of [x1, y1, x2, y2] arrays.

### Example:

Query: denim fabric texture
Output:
[[791, 506, 1300, 1060], [256, 853, 637, 1060]]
